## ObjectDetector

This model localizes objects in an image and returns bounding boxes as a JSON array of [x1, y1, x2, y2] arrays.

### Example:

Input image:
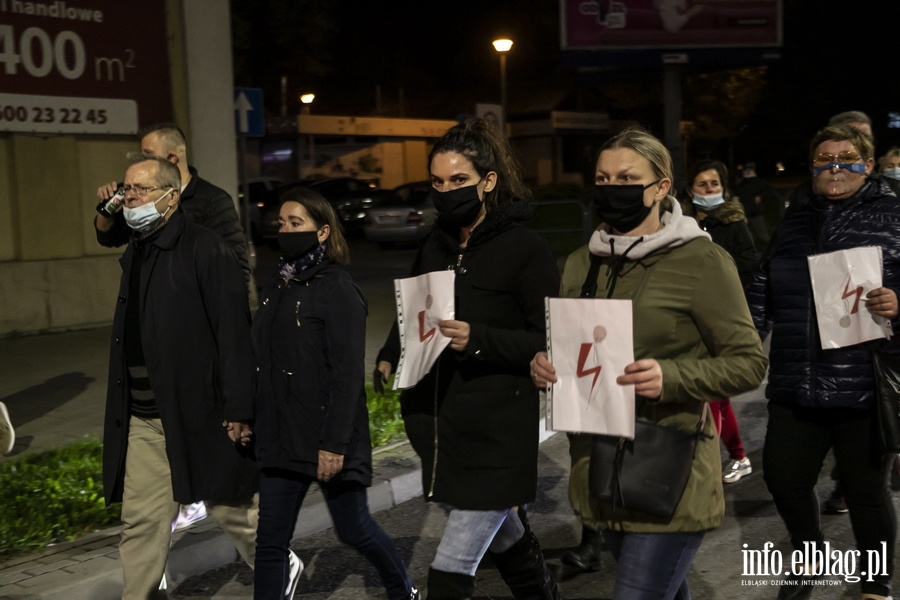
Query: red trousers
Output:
[[710, 398, 746, 460]]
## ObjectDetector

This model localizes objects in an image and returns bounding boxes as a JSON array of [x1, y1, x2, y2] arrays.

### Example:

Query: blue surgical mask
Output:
[[692, 192, 725, 210], [123, 189, 173, 233], [883, 167, 900, 181]]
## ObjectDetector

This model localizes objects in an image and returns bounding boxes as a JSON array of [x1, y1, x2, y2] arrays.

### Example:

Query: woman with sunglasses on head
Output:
[[682, 160, 759, 485], [531, 128, 767, 600], [252, 186, 418, 600], [747, 125, 900, 600], [373, 119, 561, 599]]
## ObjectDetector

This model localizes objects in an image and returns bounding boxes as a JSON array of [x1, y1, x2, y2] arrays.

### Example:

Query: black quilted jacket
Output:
[[746, 177, 900, 409]]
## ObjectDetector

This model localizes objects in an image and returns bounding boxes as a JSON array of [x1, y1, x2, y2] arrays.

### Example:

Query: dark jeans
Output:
[[763, 402, 895, 596], [254, 468, 412, 600], [602, 530, 704, 600]]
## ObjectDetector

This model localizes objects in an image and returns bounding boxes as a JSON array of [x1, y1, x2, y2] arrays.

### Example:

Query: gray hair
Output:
[[125, 153, 181, 190]]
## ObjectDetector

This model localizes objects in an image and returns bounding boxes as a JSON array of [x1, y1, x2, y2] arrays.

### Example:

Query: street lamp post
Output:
[[492, 38, 513, 133], [300, 94, 316, 178], [300, 93, 315, 115]]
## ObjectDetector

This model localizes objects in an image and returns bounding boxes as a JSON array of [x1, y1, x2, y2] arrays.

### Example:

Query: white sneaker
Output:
[[0, 402, 15, 455], [171, 502, 208, 532], [285, 549, 303, 599], [722, 457, 752, 483]]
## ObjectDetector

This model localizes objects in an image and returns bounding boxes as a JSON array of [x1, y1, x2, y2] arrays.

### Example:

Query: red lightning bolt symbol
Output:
[[842, 279, 864, 315], [576, 343, 602, 393]]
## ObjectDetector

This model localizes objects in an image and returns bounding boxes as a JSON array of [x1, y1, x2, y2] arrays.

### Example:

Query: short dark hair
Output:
[[138, 122, 187, 151], [277, 185, 350, 264], [686, 159, 730, 199]]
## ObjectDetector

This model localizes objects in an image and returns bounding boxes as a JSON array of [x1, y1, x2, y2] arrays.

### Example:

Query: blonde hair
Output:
[[597, 127, 676, 211]]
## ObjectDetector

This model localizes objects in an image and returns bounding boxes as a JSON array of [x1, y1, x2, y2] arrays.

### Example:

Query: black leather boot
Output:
[[490, 530, 561, 600], [425, 568, 475, 600], [561, 526, 601, 572]]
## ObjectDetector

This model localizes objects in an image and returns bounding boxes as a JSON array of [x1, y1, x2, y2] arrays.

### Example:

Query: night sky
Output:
[[231, 0, 896, 178]]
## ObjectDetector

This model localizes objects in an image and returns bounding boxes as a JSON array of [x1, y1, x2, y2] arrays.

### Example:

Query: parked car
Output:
[[304, 177, 386, 234], [238, 177, 286, 243], [362, 181, 434, 246]]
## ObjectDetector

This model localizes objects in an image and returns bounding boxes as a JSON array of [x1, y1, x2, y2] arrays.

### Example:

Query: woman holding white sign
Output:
[[746, 124, 900, 600], [374, 119, 560, 599], [531, 128, 767, 600]]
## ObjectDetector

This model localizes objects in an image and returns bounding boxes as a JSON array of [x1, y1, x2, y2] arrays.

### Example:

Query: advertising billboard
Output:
[[0, 0, 172, 134], [561, 0, 781, 51]]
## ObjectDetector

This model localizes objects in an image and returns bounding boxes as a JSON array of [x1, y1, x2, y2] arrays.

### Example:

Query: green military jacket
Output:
[[564, 203, 767, 533]]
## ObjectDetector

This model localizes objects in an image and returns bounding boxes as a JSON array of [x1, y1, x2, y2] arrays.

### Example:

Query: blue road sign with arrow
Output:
[[234, 88, 264, 137]]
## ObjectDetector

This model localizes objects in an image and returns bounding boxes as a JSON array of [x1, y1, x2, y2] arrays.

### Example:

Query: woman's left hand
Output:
[[317, 450, 345, 482], [617, 359, 663, 399], [439, 320, 470, 351], [865, 287, 899, 319]]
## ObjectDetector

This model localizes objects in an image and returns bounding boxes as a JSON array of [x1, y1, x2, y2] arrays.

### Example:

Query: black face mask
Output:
[[430, 184, 483, 234], [592, 181, 659, 234], [278, 230, 320, 261]]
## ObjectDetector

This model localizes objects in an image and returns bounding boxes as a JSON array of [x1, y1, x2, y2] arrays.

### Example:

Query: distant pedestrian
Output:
[[734, 161, 779, 249], [683, 159, 759, 484], [532, 128, 767, 600], [747, 124, 899, 599], [374, 119, 561, 599], [102, 155, 258, 599], [878, 147, 900, 196], [251, 187, 418, 600]]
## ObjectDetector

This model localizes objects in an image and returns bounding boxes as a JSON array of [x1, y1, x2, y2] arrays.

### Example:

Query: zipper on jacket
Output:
[[453, 252, 464, 274], [295, 300, 301, 327], [428, 359, 441, 498]]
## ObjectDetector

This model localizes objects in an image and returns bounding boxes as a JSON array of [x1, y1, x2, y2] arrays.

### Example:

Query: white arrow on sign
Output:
[[234, 92, 253, 133]]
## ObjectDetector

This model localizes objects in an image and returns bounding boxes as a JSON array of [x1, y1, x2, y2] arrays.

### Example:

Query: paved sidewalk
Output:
[[0, 439, 425, 600]]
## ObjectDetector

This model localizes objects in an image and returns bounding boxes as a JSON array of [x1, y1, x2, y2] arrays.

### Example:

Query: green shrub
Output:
[[0, 438, 121, 560], [366, 375, 407, 447], [0, 386, 407, 561]]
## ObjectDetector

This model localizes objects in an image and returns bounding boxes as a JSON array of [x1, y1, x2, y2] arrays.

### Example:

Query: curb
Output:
[[0, 439, 426, 600], [0, 416, 554, 600]]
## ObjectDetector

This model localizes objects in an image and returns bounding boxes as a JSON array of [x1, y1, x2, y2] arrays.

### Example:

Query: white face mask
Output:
[[123, 189, 173, 233], [883, 166, 900, 181], [692, 192, 725, 210]]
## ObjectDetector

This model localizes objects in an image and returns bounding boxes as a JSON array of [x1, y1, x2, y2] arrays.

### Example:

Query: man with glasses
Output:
[[102, 155, 258, 599], [94, 123, 250, 286]]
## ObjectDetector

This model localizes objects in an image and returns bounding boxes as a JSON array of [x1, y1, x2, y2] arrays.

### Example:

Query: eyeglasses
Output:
[[812, 151, 862, 167], [122, 184, 167, 196]]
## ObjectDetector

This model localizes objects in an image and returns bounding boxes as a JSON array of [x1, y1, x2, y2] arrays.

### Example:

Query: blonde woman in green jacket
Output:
[[531, 128, 767, 600]]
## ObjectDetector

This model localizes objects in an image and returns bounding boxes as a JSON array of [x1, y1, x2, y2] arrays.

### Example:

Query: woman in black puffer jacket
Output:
[[747, 125, 900, 600]]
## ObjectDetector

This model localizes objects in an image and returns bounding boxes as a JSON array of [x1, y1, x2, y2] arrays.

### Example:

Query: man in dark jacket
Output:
[[103, 155, 257, 599], [94, 123, 251, 285]]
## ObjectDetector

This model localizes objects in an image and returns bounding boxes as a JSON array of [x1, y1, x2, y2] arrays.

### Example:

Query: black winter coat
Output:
[[690, 199, 759, 288], [377, 208, 560, 510], [96, 167, 251, 284], [252, 261, 373, 485], [747, 177, 900, 409], [103, 210, 257, 505]]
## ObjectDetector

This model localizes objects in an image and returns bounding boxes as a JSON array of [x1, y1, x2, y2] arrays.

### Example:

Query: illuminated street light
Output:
[[300, 93, 315, 115], [492, 38, 513, 133]]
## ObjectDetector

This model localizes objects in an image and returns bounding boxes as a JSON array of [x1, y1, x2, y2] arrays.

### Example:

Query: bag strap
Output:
[[580, 253, 604, 298]]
